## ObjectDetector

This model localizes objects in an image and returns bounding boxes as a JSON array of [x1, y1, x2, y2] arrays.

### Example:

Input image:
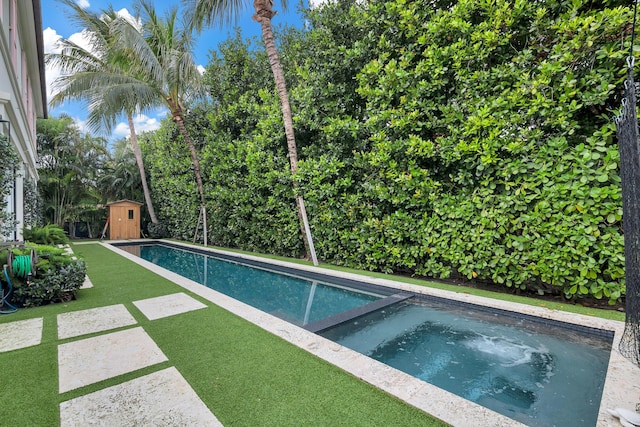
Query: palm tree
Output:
[[47, 0, 160, 224], [112, 0, 207, 211], [185, 0, 318, 264]]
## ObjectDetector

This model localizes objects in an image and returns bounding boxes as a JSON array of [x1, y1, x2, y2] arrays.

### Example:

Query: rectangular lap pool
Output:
[[113, 241, 622, 427]]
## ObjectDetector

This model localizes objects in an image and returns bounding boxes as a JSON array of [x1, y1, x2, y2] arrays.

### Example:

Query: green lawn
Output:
[[0, 243, 447, 426]]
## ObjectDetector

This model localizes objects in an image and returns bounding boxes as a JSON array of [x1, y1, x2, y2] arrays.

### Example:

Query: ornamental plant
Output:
[[2, 244, 86, 308], [140, 0, 632, 304]]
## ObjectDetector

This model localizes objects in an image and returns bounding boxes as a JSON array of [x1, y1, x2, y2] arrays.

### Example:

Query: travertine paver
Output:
[[80, 275, 93, 289], [57, 304, 136, 339], [0, 318, 43, 352], [58, 326, 167, 393], [59, 366, 222, 427], [133, 292, 207, 321]]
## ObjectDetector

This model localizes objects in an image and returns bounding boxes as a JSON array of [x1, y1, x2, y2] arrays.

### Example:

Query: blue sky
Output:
[[41, 0, 310, 141]]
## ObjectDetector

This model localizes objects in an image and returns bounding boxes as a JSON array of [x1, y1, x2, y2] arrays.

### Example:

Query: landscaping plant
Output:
[[1, 244, 86, 308], [141, 0, 631, 304]]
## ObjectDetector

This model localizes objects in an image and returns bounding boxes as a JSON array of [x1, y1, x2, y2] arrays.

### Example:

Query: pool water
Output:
[[119, 242, 612, 427], [134, 244, 382, 326], [320, 298, 612, 427]]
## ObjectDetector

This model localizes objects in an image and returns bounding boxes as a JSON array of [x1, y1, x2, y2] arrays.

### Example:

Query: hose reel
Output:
[[6, 249, 37, 278]]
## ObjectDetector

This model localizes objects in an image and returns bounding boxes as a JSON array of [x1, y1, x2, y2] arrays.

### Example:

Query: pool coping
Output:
[[103, 240, 640, 427]]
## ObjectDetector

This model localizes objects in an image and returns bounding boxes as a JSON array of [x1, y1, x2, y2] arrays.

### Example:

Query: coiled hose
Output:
[[12, 255, 33, 278]]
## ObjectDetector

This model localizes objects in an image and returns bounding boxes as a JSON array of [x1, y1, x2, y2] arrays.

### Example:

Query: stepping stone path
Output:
[[0, 249, 220, 427], [58, 326, 169, 393], [56, 293, 218, 425], [60, 367, 222, 426], [133, 292, 208, 320], [0, 317, 43, 352], [57, 304, 137, 339]]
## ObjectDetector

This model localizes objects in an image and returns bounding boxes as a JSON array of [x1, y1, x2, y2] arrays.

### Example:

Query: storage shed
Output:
[[106, 200, 143, 240]]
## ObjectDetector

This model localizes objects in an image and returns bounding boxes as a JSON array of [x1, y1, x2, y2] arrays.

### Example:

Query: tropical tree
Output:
[[98, 138, 144, 203], [185, 0, 318, 263], [112, 0, 207, 213], [48, 0, 160, 225], [37, 116, 108, 234]]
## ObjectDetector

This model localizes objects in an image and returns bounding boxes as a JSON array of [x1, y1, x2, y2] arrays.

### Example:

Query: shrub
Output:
[[147, 221, 169, 239], [2, 244, 86, 308], [13, 261, 87, 308], [23, 224, 69, 245]]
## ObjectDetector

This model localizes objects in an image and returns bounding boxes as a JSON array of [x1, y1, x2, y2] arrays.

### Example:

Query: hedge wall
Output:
[[143, 0, 634, 303]]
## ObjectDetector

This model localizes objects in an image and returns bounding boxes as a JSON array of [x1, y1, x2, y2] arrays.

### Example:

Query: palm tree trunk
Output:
[[172, 111, 206, 206], [253, 3, 318, 265], [127, 112, 158, 224]]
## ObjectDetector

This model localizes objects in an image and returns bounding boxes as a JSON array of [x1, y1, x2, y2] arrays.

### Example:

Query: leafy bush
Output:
[[0, 133, 18, 237], [147, 221, 169, 239], [2, 244, 86, 308], [23, 224, 69, 245], [141, 0, 631, 304]]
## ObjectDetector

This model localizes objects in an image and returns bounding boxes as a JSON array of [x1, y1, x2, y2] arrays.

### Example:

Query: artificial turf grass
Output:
[[173, 239, 625, 322], [0, 341, 59, 426], [1, 242, 447, 427]]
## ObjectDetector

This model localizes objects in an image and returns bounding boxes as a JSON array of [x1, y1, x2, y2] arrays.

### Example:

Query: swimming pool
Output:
[[132, 243, 387, 327], [109, 240, 637, 427], [320, 297, 611, 427]]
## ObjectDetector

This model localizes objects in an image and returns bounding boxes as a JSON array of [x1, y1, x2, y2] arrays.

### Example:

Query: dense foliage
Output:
[[36, 116, 151, 237], [2, 244, 86, 308], [0, 133, 18, 238], [23, 224, 69, 245], [101, 0, 638, 303], [299, 0, 632, 303]]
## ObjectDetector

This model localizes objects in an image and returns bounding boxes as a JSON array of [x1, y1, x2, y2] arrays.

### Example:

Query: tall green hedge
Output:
[[143, 0, 633, 303]]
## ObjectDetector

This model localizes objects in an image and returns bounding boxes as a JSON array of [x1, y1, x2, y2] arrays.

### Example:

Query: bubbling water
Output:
[[463, 335, 549, 367]]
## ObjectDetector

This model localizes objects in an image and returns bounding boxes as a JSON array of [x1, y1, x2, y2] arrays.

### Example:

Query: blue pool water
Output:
[[320, 298, 612, 427], [118, 242, 612, 427], [131, 244, 382, 326]]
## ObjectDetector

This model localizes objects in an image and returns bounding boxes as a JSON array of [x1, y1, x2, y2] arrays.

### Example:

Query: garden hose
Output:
[[1, 265, 17, 314], [12, 255, 33, 279]]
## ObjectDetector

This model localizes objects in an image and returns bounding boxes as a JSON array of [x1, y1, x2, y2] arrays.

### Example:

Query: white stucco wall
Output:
[[0, 0, 46, 241]]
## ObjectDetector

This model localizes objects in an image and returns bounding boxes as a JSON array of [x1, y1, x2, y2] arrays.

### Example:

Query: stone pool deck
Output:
[[2, 239, 639, 426]]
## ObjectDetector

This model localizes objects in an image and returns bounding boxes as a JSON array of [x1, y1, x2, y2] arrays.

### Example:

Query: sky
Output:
[[41, 0, 311, 142]]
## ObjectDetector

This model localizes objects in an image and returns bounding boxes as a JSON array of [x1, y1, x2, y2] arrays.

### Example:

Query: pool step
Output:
[[303, 292, 412, 333]]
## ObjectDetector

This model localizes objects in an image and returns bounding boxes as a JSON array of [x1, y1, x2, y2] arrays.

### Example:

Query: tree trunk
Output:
[[127, 112, 158, 224], [253, 2, 318, 264], [171, 108, 206, 206]]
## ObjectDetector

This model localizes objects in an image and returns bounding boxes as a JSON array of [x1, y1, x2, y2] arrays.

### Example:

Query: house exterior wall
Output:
[[0, 0, 46, 241]]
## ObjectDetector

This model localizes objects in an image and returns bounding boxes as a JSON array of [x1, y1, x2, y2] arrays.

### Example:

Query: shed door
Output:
[[124, 207, 139, 239], [110, 206, 139, 239]]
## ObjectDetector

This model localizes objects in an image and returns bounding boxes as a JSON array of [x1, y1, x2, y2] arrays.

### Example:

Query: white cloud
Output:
[[43, 27, 63, 102], [113, 114, 163, 138], [68, 29, 94, 53], [72, 117, 89, 133], [308, 0, 329, 9], [76, 0, 90, 8], [43, 27, 62, 54], [113, 8, 142, 31], [197, 65, 206, 75]]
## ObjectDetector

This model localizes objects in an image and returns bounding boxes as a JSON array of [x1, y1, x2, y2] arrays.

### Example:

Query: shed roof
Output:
[[106, 199, 144, 206]]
